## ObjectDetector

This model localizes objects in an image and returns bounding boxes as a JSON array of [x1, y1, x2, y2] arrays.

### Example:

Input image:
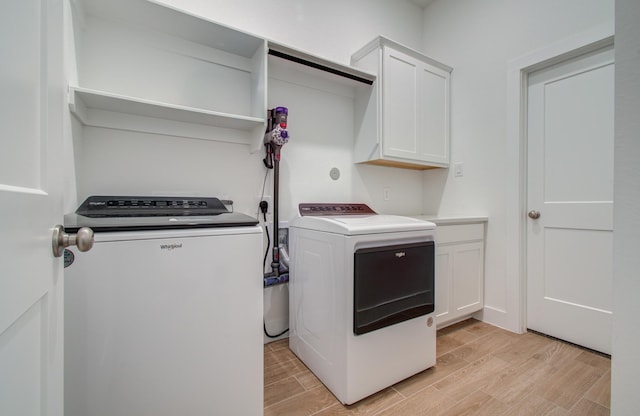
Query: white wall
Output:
[[157, 0, 424, 65], [420, 0, 614, 331], [611, 0, 640, 413], [71, 0, 426, 219], [66, 0, 623, 349], [66, 0, 427, 342]]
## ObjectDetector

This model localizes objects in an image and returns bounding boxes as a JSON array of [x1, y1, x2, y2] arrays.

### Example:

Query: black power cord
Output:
[[264, 321, 289, 339], [260, 201, 270, 270], [260, 199, 289, 339]]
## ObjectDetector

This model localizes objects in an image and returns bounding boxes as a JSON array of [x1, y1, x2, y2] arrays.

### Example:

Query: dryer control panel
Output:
[[299, 203, 376, 216]]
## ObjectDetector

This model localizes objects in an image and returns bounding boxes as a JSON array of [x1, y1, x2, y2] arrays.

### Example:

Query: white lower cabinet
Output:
[[435, 223, 485, 328]]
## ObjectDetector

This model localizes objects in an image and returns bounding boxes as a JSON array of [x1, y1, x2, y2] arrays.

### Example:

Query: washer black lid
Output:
[[65, 196, 258, 232]]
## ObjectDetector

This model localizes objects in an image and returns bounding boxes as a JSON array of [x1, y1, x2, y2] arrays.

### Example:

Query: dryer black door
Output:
[[353, 241, 435, 335]]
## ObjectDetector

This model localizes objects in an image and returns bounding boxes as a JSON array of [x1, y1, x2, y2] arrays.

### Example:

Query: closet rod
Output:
[[268, 49, 374, 85]]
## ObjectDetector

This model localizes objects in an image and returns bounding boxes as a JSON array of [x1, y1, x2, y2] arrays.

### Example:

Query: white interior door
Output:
[[526, 45, 614, 354], [0, 1, 65, 415]]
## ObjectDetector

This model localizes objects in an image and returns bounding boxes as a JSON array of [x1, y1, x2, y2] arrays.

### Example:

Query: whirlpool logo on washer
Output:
[[160, 243, 183, 251]]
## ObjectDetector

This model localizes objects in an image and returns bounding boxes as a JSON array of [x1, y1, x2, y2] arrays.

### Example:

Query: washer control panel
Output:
[[76, 196, 229, 217], [299, 203, 376, 216]]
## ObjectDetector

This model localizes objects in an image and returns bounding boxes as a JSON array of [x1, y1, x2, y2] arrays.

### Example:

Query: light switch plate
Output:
[[454, 163, 464, 177]]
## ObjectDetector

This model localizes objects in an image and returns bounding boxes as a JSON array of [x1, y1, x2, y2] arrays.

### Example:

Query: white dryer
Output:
[[289, 203, 436, 405]]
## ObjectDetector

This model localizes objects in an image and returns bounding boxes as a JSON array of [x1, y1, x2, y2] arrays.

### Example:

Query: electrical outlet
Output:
[[256, 195, 272, 214]]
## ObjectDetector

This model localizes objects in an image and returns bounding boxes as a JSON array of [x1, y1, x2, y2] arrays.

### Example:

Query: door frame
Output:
[[503, 24, 614, 334]]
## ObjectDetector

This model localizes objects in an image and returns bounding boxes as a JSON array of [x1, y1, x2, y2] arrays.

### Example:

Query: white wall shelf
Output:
[[78, 0, 265, 59], [69, 0, 268, 150], [268, 41, 376, 87], [69, 86, 265, 144], [67, 0, 378, 151]]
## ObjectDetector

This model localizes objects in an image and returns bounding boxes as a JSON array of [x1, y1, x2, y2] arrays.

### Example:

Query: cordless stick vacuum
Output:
[[262, 107, 289, 286]]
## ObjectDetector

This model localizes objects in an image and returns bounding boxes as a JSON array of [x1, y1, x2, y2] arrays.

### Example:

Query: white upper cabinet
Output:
[[351, 37, 451, 169], [67, 0, 267, 151]]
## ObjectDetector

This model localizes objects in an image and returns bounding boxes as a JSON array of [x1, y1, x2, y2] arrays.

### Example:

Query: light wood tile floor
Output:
[[263, 319, 610, 416]]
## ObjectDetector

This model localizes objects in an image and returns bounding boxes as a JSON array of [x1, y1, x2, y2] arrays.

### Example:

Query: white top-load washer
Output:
[[289, 203, 436, 405], [63, 196, 263, 416]]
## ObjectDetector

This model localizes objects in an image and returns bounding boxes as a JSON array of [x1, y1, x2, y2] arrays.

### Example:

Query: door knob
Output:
[[52, 225, 94, 257], [528, 210, 541, 219]]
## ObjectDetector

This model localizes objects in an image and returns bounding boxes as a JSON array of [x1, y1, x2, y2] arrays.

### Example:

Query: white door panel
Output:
[[541, 64, 614, 202], [527, 46, 613, 354], [543, 228, 613, 312], [0, 1, 42, 188], [0, 301, 44, 416], [541, 202, 613, 231], [0, 1, 64, 415]]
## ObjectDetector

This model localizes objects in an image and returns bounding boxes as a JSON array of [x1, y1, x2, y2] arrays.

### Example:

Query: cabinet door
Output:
[[382, 47, 450, 166], [382, 47, 420, 160], [418, 64, 450, 165], [435, 245, 454, 326], [452, 242, 484, 317]]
